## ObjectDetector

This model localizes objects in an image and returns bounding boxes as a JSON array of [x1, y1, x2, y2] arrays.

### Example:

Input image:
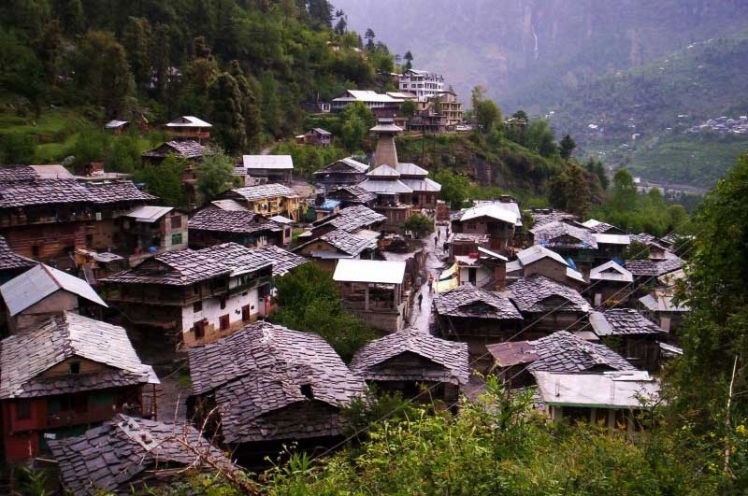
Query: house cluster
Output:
[[425, 206, 689, 429]]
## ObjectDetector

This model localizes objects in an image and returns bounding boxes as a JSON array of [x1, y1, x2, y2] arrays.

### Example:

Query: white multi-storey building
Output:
[[399, 69, 445, 101]]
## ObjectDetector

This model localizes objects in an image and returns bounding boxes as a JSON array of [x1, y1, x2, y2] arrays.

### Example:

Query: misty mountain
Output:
[[335, 0, 748, 111]]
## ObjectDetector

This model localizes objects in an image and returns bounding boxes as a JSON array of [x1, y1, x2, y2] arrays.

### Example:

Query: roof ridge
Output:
[[41, 263, 62, 289]]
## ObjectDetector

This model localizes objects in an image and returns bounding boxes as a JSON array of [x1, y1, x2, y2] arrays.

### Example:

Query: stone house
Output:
[[588, 309, 665, 371], [504, 275, 590, 334]]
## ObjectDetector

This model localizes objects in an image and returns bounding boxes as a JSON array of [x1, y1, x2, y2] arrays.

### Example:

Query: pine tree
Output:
[[208, 72, 247, 153], [122, 17, 153, 90]]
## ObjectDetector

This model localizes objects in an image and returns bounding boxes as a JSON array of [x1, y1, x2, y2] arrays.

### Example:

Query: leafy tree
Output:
[[122, 17, 153, 90], [609, 169, 638, 212], [471, 86, 503, 134], [36, 20, 61, 85], [196, 150, 234, 203], [525, 119, 556, 158], [135, 155, 187, 208], [435, 169, 471, 209], [307, 0, 333, 28], [333, 10, 347, 35], [400, 100, 416, 119], [60, 0, 84, 35], [622, 240, 650, 260], [403, 50, 413, 70], [270, 263, 375, 362], [403, 213, 435, 238], [104, 135, 141, 174], [339, 101, 375, 152], [0, 133, 36, 164], [364, 28, 376, 51], [548, 163, 591, 216], [70, 130, 107, 168], [585, 157, 609, 190], [559, 133, 576, 160]]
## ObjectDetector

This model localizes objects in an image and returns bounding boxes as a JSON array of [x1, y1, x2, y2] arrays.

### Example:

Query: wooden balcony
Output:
[[46, 404, 132, 429]]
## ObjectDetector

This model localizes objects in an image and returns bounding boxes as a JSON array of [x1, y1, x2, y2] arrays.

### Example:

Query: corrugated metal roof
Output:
[[241, 155, 294, 170], [333, 259, 406, 284], [1, 264, 106, 316], [594, 233, 631, 245], [166, 115, 212, 127], [533, 370, 658, 408], [125, 205, 173, 223]]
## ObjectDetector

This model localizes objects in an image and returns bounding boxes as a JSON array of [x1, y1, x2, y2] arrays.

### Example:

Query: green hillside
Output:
[[545, 31, 748, 186]]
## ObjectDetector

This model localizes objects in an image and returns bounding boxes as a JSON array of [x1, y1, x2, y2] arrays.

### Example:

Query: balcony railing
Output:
[[46, 404, 138, 429]]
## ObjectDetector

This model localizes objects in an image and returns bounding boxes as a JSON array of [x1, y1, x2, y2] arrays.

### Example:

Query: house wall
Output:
[[523, 259, 567, 285], [163, 211, 189, 251], [458, 265, 492, 288], [10, 290, 79, 334], [1, 223, 86, 269], [245, 196, 299, 221], [181, 286, 260, 347], [42, 357, 105, 377]]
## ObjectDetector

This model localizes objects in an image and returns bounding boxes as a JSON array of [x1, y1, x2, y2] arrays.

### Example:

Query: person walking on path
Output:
[[418, 293, 423, 308], [428, 273, 435, 294]]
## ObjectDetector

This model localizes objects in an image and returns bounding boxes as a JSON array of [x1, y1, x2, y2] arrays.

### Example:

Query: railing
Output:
[[46, 404, 136, 428]]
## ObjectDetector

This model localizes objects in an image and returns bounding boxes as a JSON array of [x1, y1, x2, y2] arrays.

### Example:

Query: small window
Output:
[[171, 233, 183, 246], [32, 245, 40, 257], [193, 301, 203, 313], [219, 315, 230, 330], [69, 362, 81, 375], [171, 216, 182, 229], [220, 298, 227, 310], [15, 400, 31, 421]]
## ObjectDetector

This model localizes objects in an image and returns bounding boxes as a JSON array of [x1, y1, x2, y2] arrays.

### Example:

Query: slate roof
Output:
[[585, 221, 622, 234], [589, 261, 634, 283], [487, 330, 635, 372], [0, 235, 35, 272], [625, 257, 683, 278], [327, 185, 377, 204], [433, 284, 522, 320], [531, 221, 598, 250], [231, 183, 297, 201], [318, 229, 375, 256], [103, 249, 231, 286], [358, 178, 413, 194], [531, 210, 576, 227], [198, 243, 273, 275], [83, 181, 157, 204], [400, 177, 442, 192], [0, 312, 156, 399], [0, 165, 39, 182], [1, 264, 107, 317], [395, 162, 428, 177], [142, 140, 213, 159], [187, 321, 364, 443], [252, 245, 308, 277], [315, 205, 386, 232], [350, 329, 469, 385], [188, 207, 280, 235], [506, 275, 590, 313], [314, 157, 369, 175], [630, 232, 672, 250], [49, 415, 230, 496], [589, 309, 664, 336]]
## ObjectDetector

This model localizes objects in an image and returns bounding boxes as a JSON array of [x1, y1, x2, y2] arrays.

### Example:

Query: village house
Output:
[[303, 128, 332, 147], [450, 203, 519, 255], [0, 166, 156, 269], [119, 206, 189, 257], [432, 89, 464, 127], [48, 414, 232, 495], [454, 246, 508, 290], [252, 244, 308, 278], [506, 245, 586, 290], [164, 115, 212, 142], [639, 290, 689, 334], [396, 162, 441, 209], [433, 284, 523, 369], [141, 140, 213, 207], [294, 229, 378, 271], [530, 221, 599, 267], [504, 275, 590, 334], [73, 249, 127, 286], [104, 119, 129, 135], [1, 263, 107, 334], [531, 209, 578, 229], [581, 219, 628, 235], [350, 329, 469, 403], [330, 90, 404, 118], [325, 184, 378, 210], [592, 232, 631, 263], [625, 257, 683, 285], [0, 312, 158, 462], [487, 330, 636, 389], [314, 157, 370, 189], [308, 204, 387, 240], [223, 183, 301, 222], [0, 235, 35, 284], [311, 192, 342, 221], [101, 243, 273, 349], [532, 370, 659, 432], [630, 233, 674, 260], [588, 309, 665, 371], [187, 321, 365, 463], [241, 155, 294, 185], [188, 206, 289, 249], [358, 164, 414, 229], [588, 260, 634, 307], [333, 259, 410, 333]]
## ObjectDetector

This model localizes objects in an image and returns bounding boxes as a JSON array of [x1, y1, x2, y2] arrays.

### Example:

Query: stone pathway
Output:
[[409, 225, 449, 333]]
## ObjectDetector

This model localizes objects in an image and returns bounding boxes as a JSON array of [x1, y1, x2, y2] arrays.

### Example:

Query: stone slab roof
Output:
[[433, 284, 522, 320], [314, 204, 386, 233], [531, 221, 598, 250], [83, 181, 158, 204], [0, 235, 35, 272], [506, 275, 590, 313], [188, 207, 281, 235], [327, 185, 377, 205], [487, 330, 636, 373], [314, 158, 369, 175], [0, 312, 156, 399], [49, 415, 231, 496], [318, 229, 375, 256], [188, 321, 364, 443], [253, 245, 308, 277], [198, 243, 273, 275], [0, 165, 39, 182], [531, 210, 577, 227], [231, 183, 297, 201], [142, 140, 213, 159], [589, 309, 664, 337], [625, 258, 683, 277], [350, 329, 469, 385]]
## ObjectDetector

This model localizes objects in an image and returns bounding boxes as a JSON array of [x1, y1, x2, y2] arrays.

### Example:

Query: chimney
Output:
[[315, 186, 326, 207], [494, 263, 507, 291]]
